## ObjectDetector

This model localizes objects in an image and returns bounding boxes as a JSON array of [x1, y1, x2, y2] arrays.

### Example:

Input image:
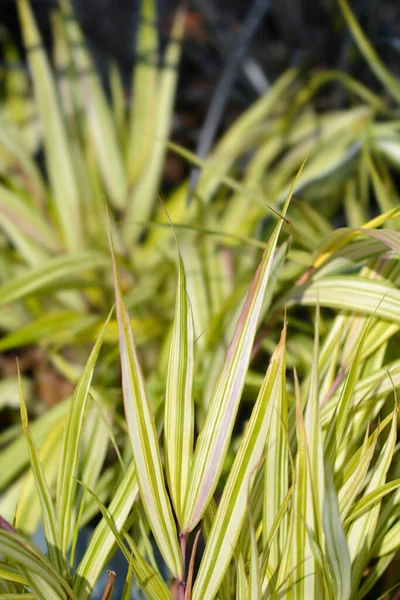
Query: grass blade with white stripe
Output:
[[57, 309, 113, 557], [110, 232, 182, 579], [192, 326, 286, 600], [165, 248, 194, 524], [182, 188, 293, 532]]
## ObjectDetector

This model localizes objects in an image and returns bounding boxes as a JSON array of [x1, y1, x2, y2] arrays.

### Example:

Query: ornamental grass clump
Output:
[[1, 0, 400, 598], [1, 192, 400, 598]]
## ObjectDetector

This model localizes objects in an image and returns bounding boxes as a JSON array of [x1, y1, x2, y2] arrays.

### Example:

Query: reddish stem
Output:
[[178, 532, 187, 600]]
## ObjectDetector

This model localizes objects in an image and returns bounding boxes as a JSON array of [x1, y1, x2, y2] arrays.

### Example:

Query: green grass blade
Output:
[[344, 479, 400, 527], [249, 512, 262, 600], [236, 553, 247, 600], [18, 373, 65, 576], [0, 251, 108, 308], [290, 372, 309, 599], [324, 321, 370, 470], [183, 196, 292, 533], [339, 0, 400, 104], [323, 463, 351, 600], [0, 311, 97, 352], [0, 399, 70, 490], [15, 420, 65, 538], [16, 0, 82, 250], [192, 327, 286, 600], [110, 234, 182, 579], [164, 250, 194, 524], [286, 276, 400, 325], [57, 310, 112, 557], [301, 308, 324, 598], [263, 324, 289, 567], [348, 406, 397, 595], [0, 561, 27, 586], [338, 428, 377, 521]]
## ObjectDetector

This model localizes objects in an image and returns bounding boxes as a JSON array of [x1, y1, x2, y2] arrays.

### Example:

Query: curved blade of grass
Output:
[[16, 0, 82, 250], [344, 479, 400, 527], [195, 69, 297, 206], [60, 0, 126, 208], [0, 311, 95, 352], [182, 176, 295, 532], [338, 427, 377, 521], [285, 276, 400, 325], [0, 562, 27, 586], [0, 251, 108, 308], [373, 519, 400, 558], [0, 530, 77, 600], [110, 233, 182, 579], [18, 373, 64, 575], [15, 419, 65, 538], [310, 206, 400, 272], [192, 326, 286, 600], [164, 248, 194, 524], [57, 309, 112, 557], [339, 0, 400, 104], [323, 462, 351, 600], [0, 399, 71, 490]]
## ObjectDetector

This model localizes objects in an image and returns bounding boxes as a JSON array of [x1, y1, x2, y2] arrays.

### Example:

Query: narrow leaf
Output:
[[183, 186, 293, 532], [18, 370, 65, 576], [110, 231, 182, 579], [164, 250, 195, 523], [57, 310, 113, 556]]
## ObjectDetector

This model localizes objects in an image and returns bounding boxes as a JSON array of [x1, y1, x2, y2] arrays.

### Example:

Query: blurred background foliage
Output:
[[1, 0, 400, 598]]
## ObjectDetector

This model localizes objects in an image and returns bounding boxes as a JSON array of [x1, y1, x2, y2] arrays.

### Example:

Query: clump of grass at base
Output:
[[1, 0, 400, 597]]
